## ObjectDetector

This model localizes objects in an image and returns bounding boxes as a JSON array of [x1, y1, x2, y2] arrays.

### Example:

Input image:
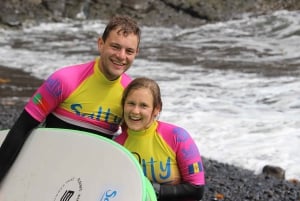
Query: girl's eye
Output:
[[127, 101, 135, 106]]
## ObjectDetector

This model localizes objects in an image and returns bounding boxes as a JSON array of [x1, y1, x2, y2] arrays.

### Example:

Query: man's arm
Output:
[[0, 109, 40, 183]]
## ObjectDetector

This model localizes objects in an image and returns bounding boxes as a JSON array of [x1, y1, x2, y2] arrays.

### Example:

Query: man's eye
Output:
[[112, 45, 120, 50], [126, 49, 135, 55]]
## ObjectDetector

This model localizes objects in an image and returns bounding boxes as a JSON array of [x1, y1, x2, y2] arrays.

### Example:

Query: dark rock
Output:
[[262, 165, 286, 180]]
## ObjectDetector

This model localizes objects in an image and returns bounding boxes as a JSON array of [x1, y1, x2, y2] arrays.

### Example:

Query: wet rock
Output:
[[262, 165, 286, 180], [120, 0, 154, 11]]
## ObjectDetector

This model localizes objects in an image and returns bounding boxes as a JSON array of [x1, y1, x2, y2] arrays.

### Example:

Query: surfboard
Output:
[[0, 128, 156, 201]]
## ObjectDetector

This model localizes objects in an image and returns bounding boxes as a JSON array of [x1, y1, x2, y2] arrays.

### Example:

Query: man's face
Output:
[[98, 29, 139, 81]]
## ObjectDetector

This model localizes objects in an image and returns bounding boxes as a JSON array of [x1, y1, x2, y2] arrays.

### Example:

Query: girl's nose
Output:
[[131, 105, 140, 114]]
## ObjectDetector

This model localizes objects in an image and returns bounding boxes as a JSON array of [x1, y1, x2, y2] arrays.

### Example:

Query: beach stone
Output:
[[262, 165, 285, 180]]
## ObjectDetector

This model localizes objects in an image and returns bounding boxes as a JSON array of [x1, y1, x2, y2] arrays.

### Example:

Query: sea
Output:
[[0, 10, 299, 180]]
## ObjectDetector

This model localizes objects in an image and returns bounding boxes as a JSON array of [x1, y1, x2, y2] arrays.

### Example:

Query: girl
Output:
[[115, 77, 205, 201]]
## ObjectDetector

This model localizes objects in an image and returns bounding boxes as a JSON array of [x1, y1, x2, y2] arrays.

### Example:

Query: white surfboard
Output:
[[0, 128, 156, 201]]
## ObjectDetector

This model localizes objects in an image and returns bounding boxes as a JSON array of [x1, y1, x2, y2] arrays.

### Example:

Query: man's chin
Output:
[[113, 67, 126, 74], [108, 71, 124, 80]]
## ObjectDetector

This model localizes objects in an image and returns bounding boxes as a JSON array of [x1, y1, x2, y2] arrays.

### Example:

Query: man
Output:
[[0, 15, 141, 182]]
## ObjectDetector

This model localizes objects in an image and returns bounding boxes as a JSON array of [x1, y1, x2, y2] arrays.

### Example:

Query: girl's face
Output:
[[123, 88, 159, 131]]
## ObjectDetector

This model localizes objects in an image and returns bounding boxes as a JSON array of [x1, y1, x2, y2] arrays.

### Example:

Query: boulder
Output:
[[262, 165, 285, 180]]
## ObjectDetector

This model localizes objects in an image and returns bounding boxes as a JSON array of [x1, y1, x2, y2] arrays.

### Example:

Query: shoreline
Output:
[[0, 65, 42, 129], [1, 66, 300, 200], [0, 65, 43, 98]]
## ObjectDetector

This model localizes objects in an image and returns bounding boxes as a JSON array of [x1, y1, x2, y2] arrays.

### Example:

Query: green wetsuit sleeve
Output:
[[0, 109, 40, 183]]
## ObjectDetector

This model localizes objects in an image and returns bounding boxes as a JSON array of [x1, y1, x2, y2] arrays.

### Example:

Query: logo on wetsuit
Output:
[[132, 152, 172, 183], [70, 103, 122, 125]]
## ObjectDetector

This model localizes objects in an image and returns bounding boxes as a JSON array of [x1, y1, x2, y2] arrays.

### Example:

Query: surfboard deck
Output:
[[0, 128, 156, 201]]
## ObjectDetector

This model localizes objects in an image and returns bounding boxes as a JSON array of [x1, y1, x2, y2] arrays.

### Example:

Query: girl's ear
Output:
[[153, 107, 161, 119]]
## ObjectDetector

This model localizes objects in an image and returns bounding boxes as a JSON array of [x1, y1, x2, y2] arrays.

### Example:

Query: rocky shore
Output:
[[0, 65, 42, 129], [1, 0, 300, 28], [1, 66, 300, 200]]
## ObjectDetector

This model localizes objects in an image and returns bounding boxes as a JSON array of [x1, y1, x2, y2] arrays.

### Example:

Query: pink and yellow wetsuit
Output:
[[25, 57, 131, 137], [114, 121, 205, 186]]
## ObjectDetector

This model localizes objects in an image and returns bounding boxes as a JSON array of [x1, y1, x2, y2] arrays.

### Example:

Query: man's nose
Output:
[[116, 49, 126, 59]]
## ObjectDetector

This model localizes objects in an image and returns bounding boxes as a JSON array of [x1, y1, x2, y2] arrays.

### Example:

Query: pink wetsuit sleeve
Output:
[[25, 75, 65, 122], [158, 122, 205, 185], [25, 62, 94, 122]]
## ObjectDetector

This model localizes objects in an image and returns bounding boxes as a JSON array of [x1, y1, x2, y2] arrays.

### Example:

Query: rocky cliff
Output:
[[1, 0, 300, 28]]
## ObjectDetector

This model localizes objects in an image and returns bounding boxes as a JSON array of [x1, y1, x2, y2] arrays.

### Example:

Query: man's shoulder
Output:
[[56, 60, 95, 73], [50, 60, 95, 79]]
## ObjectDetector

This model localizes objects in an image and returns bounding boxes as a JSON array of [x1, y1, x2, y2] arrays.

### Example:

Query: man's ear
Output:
[[97, 37, 104, 52]]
